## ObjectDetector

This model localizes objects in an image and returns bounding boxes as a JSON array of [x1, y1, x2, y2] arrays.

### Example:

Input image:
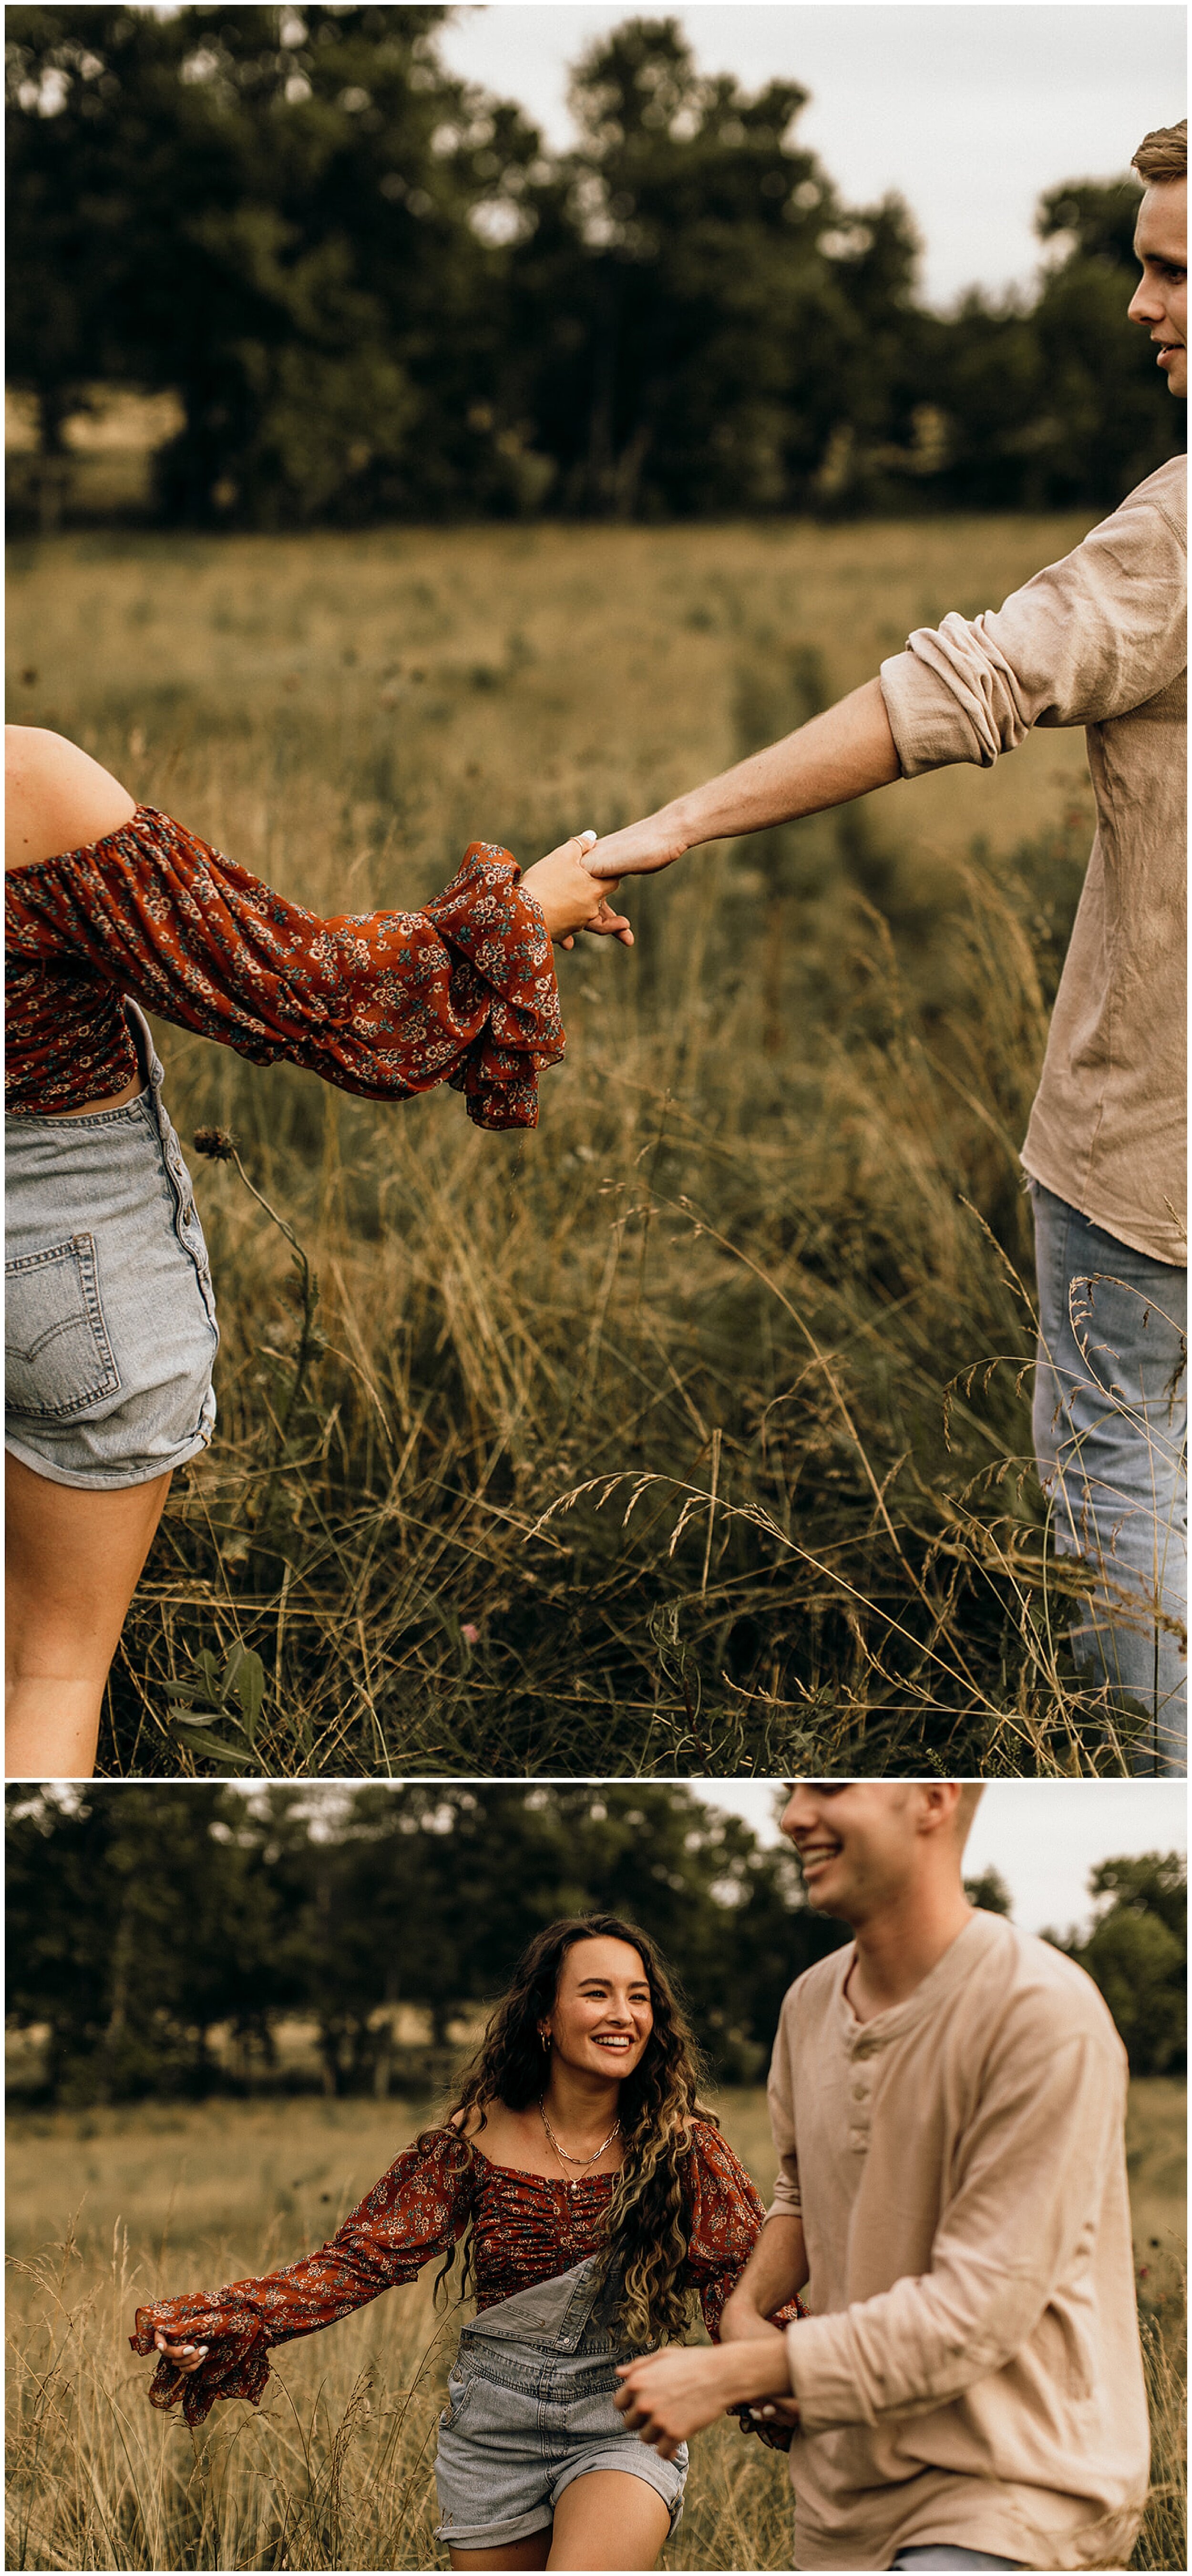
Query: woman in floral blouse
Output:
[[133, 1913, 795, 2572], [5, 724, 630, 1774]]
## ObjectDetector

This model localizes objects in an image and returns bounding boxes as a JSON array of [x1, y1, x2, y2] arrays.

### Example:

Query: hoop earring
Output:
[[540, 2031, 550, 2051]]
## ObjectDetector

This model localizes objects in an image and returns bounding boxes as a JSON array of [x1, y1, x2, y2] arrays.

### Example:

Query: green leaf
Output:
[[235, 1651, 266, 1743], [165, 1699, 224, 1724], [169, 1725, 259, 1770]]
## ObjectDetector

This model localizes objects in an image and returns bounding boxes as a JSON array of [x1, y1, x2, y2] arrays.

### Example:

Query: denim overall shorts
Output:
[[5, 1004, 218, 1488], [433, 2256, 688, 2550]]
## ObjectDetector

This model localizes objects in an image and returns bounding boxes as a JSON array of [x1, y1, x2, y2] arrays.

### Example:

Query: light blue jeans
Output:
[[1030, 1181, 1187, 1774], [433, 2258, 687, 2551], [891, 2553, 1024, 2571]]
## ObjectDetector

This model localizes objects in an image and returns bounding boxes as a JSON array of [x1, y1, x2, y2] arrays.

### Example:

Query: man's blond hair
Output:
[[1132, 121, 1187, 185]]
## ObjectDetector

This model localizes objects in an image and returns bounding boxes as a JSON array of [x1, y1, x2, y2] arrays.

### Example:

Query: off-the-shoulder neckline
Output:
[[430, 2111, 718, 2184], [467, 2145, 617, 2184]]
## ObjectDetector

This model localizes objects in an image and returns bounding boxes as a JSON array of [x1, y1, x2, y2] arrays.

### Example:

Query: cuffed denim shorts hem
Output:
[[5, 1007, 219, 1491], [5, 1406, 215, 1492], [432, 2270, 688, 2555], [433, 2443, 685, 2551]]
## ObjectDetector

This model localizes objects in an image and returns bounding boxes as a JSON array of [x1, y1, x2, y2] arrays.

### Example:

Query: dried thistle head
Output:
[[192, 1126, 237, 1161]]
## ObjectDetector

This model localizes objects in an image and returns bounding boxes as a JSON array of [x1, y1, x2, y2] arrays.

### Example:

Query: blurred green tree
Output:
[[4, 1781, 847, 2098], [505, 15, 923, 519], [6, 10, 1181, 526], [1048, 1851, 1186, 2077], [964, 1865, 1013, 1916], [5, 2, 542, 524], [4, 1783, 290, 2097]]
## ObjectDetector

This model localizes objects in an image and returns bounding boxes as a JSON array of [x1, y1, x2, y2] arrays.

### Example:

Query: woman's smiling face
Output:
[[541, 1935, 654, 2079]]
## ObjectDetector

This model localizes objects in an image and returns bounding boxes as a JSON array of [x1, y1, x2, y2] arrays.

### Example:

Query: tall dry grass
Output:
[[6, 2085, 1184, 2572], [9, 518, 1165, 1772]]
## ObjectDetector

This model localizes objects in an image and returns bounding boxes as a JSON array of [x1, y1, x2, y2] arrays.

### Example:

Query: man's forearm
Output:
[[673, 678, 900, 850], [721, 2212, 809, 2338]]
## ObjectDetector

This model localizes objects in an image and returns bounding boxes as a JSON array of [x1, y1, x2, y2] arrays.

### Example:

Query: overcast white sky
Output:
[[438, 3, 1186, 307], [685, 1777, 1188, 1935]]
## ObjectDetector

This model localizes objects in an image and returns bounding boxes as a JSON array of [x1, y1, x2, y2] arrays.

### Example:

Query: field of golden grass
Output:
[[6, 2082, 1184, 2571], [9, 517, 1149, 1771]]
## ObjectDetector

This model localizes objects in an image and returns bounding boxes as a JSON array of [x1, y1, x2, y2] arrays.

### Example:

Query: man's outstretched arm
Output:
[[586, 679, 900, 877]]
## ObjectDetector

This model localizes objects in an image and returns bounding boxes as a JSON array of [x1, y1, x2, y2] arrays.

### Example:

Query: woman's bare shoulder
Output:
[[5, 725, 137, 872]]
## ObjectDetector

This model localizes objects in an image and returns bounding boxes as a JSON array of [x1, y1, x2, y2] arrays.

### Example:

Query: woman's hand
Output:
[[153, 2327, 209, 2375], [520, 831, 634, 948]]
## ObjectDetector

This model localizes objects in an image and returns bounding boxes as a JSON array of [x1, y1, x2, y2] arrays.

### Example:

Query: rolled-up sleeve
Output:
[[783, 2025, 1125, 2432], [879, 474, 1187, 775]]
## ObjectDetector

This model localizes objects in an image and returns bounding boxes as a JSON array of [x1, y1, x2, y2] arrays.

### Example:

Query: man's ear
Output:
[[918, 1782, 963, 1837]]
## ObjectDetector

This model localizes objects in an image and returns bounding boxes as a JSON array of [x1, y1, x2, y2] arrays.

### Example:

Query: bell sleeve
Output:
[[681, 2120, 802, 2343], [129, 2129, 474, 2428], [680, 2119, 803, 2454], [16, 807, 564, 1132]]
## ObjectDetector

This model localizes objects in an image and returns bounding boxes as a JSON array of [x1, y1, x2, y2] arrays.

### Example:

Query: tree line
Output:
[[5, 1783, 1184, 2105], [7, 5, 1182, 530]]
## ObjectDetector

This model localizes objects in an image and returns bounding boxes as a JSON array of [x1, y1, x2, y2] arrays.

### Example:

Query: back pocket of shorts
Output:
[[5, 1234, 122, 1421]]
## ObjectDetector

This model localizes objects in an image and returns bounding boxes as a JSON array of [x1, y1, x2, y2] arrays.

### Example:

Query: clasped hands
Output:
[[520, 807, 688, 952], [612, 2311, 798, 2461]]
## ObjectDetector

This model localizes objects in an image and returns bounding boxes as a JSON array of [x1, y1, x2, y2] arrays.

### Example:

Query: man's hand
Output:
[[586, 677, 900, 881], [614, 2332, 794, 2460], [584, 808, 689, 880]]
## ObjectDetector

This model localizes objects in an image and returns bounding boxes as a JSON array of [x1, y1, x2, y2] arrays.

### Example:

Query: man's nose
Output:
[[1127, 279, 1162, 325], [780, 1786, 817, 1836]]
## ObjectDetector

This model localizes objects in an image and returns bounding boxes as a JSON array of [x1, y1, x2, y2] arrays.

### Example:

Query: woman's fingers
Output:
[[153, 2329, 209, 2372]]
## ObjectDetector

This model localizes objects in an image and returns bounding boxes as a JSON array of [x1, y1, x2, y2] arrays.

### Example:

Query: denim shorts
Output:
[[5, 1006, 218, 1489], [433, 2259, 688, 2551]]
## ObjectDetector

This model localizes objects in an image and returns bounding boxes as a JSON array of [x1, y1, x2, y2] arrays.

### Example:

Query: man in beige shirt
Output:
[[615, 1782, 1150, 2572], [590, 123, 1187, 1769]]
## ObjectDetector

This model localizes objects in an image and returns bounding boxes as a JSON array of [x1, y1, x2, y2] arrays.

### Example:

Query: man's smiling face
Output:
[[779, 1782, 921, 1920], [1127, 178, 1187, 397]]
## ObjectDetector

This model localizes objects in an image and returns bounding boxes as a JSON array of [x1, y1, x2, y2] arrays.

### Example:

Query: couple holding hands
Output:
[[4, 120, 1186, 1769], [132, 1782, 1150, 2573]]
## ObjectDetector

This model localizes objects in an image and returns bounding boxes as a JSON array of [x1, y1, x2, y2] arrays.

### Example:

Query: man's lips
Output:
[[798, 1842, 842, 1871]]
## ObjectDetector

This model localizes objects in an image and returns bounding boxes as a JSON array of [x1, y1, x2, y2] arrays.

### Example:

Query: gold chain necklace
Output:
[[538, 2097, 620, 2193]]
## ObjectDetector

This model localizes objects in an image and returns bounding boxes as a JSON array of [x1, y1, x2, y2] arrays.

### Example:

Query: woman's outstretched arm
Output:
[[6, 731, 629, 1129], [130, 2131, 473, 2426], [586, 678, 900, 878]]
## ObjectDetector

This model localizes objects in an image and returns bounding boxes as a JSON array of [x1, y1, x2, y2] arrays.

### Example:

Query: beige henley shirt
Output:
[[878, 456, 1187, 1267], [768, 1909, 1149, 2572]]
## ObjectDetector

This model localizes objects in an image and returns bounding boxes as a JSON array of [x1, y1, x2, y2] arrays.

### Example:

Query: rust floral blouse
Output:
[[4, 807, 562, 1132], [131, 2120, 793, 2430]]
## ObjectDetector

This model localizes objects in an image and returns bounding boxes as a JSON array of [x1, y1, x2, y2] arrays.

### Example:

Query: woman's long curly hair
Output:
[[421, 1914, 715, 2350]]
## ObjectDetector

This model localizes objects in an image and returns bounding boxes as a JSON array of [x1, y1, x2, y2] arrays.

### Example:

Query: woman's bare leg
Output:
[[449, 2533, 551, 2572], [548, 2473, 671, 2570], [5, 1454, 172, 1776]]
